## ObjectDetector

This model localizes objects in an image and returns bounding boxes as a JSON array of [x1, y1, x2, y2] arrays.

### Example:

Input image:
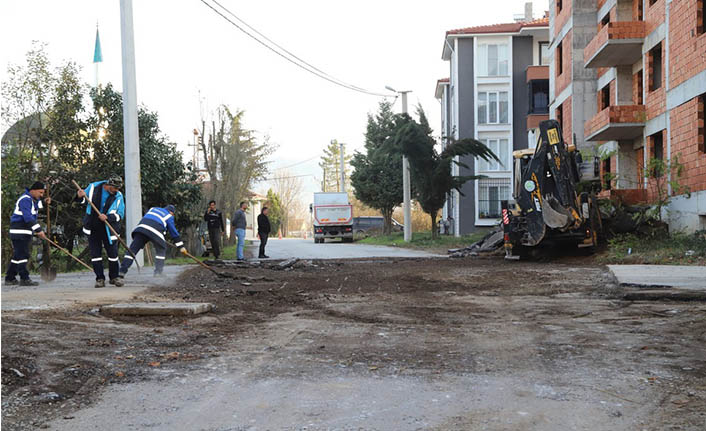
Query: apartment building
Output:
[[551, 0, 706, 231], [436, 7, 550, 236]]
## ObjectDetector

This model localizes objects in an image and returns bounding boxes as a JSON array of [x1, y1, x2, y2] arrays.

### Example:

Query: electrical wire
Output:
[[200, 0, 395, 98], [275, 155, 320, 170], [264, 173, 315, 181]]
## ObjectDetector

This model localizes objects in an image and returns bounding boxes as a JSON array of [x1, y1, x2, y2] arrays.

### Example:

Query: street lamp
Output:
[[387, 85, 412, 242]]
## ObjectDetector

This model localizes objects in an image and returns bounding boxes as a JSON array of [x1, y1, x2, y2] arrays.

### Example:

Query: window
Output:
[[649, 0, 657, 6], [479, 139, 509, 171], [698, 94, 705, 153], [637, 0, 644, 21], [698, 0, 704, 35], [556, 41, 563, 76], [478, 178, 511, 219], [478, 91, 509, 124], [529, 80, 549, 114], [651, 131, 664, 160], [649, 43, 662, 91], [556, 0, 562, 14], [489, 93, 498, 123], [600, 13, 610, 30], [539, 42, 550, 65], [599, 85, 610, 110], [477, 44, 509, 76], [478, 92, 487, 124], [635, 71, 644, 104], [602, 157, 612, 190], [499, 92, 508, 123]]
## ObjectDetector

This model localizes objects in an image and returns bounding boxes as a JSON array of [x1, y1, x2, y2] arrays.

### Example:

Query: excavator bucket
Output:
[[541, 195, 572, 229]]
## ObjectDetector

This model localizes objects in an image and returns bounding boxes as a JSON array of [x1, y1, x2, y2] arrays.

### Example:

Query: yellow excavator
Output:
[[501, 120, 602, 259]]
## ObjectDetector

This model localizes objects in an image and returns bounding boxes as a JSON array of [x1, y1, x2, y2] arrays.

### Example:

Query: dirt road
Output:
[[2, 257, 705, 430]]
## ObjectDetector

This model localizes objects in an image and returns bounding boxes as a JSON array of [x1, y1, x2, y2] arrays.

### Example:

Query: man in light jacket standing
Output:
[[231, 201, 248, 261]]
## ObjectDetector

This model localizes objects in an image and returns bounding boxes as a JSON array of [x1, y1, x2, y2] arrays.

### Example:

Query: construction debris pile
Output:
[[448, 227, 504, 258]]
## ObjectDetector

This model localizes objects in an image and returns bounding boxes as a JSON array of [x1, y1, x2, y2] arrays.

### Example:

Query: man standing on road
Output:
[[231, 201, 248, 261], [204, 200, 225, 260], [5, 182, 49, 286], [118, 205, 187, 279], [76, 175, 125, 288], [257, 206, 271, 259]]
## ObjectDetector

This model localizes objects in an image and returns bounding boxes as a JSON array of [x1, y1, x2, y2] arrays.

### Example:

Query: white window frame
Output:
[[477, 43, 509, 77], [478, 138, 510, 172], [477, 91, 509, 124], [476, 178, 512, 220]]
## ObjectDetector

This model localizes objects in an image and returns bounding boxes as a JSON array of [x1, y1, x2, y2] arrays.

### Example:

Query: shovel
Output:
[[40, 185, 57, 282], [42, 236, 93, 272], [166, 241, 233, 278]]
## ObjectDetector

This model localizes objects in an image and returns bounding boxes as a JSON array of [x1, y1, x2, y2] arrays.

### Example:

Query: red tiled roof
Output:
[[437, 78, 449, 83], [446, 17, 549, 36]]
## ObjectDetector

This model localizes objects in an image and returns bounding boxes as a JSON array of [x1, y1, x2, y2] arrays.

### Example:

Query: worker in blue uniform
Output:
[[76, 175, 125, 288], [118, 205, 187, 279], [5, 182, 49, 286]]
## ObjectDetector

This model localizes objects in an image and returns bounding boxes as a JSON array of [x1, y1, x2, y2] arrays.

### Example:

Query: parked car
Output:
[[352, 216, 403, 236]]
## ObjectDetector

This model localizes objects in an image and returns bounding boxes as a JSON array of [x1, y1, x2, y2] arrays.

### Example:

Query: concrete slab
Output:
[[623, 289, 706, 302], [100, 302, 213, 316], [608, 265, 706, 290], [2, 265, 190, 312], [253, 238, 443, 260]]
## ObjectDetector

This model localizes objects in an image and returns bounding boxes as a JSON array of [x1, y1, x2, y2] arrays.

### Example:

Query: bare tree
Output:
[[198, 105, 275, 224], [271, 169, 304, 237]]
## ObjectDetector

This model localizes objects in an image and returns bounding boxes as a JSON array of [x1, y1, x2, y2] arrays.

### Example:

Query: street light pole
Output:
[[386, 86, 413, 242], [339, 141, 346, 193], [120, 0, 143, 265]]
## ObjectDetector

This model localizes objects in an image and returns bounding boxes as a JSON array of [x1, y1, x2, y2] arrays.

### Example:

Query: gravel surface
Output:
[[2, 257, 705, 430]]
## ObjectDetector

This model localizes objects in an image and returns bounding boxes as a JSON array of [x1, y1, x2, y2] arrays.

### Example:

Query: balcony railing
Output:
[[584, 21, 646, 68], [585, 105, 646, 141]]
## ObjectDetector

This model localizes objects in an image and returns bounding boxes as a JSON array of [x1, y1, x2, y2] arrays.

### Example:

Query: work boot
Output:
[[109, 277, 124, 287], [95, 279, 105, 288], [19, 279, 39, 286], [5, 279, 18, 286]]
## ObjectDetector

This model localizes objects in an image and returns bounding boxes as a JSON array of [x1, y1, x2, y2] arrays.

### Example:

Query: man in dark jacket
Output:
[[118, 205, 186, 279], [204, 200, 225, 259], [5, 182, 49, 286], [257, 206, 271, 259]]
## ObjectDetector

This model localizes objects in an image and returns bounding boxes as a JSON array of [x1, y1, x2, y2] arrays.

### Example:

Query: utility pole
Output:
[[401, 92, 412, 242], [120, 0, 143, 265], [339, 141, 346, 193], [385, 85, 412, 242]]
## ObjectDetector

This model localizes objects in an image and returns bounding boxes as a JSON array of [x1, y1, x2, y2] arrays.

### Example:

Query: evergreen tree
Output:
[[265, 188, 283, 235], [319, 139, 351, 192], [388, 106, 498, 239], [350, 101, 403, 234]]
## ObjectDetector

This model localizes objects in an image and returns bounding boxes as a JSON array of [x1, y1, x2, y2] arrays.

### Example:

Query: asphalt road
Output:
[[255, 238, 442, 260]]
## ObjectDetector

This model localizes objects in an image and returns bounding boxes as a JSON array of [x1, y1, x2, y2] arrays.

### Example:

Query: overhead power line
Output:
[[264, 173, 315, 181], [276, 155, 320, 170], [200, 0, 395, 97]]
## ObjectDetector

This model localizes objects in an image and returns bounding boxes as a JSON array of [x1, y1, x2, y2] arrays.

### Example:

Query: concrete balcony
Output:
[[585, 105, 646, 141], [527, 113, 549, 130], [526, 65, 548, 82], [584, 21, 646, 68]]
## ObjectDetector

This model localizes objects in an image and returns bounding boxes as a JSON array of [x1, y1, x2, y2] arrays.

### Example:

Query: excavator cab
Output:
[[501, 120, 601, 259]]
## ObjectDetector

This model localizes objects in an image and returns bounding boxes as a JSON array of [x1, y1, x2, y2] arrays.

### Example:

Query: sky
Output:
[[1, 0, 546, 201]]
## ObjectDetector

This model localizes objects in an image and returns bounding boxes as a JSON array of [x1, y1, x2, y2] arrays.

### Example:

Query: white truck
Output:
[[311, 192, 353, 243]]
